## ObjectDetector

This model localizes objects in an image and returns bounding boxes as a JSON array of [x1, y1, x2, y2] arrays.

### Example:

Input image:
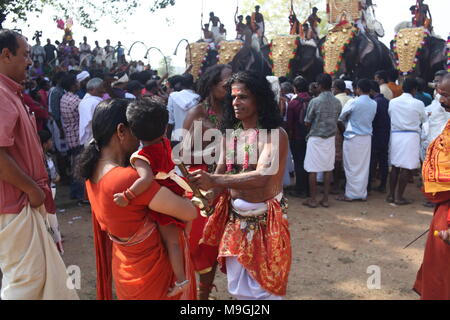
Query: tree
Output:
[[240, 0, 327, 39], [0, 0, 176, 30], [156, 56, 174, 76]]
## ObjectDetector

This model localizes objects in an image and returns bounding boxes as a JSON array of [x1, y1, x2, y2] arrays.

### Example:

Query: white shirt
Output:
[[425, 94, 450, 142], [388, 93, 427, 133], [79, 93, 103, 146], [125, 92, 136, 99], [380, 83, 394, 101], [167, 89, 200, 141]]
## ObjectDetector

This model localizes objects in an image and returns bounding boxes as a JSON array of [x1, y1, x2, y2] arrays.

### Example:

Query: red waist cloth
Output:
[[187, 164, 219, 274], [414, 191, 450, 299], [139, 138, 186, 228], [201, 192, 292, 296]]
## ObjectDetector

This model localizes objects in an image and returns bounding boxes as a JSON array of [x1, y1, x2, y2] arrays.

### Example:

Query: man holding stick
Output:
[[188, 72, 291, 300]]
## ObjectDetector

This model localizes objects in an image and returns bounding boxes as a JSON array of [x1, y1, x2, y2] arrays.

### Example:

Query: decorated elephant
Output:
[[392, 27, 447, 84], [270, 35, 324, 83], [320, 22, 395, 80]]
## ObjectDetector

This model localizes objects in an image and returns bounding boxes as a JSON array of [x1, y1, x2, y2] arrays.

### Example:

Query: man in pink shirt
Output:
[[0, 29, 78, 300]]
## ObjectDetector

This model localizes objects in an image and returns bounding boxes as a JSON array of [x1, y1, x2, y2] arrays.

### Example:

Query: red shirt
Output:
[[0, 73, 54, 214]]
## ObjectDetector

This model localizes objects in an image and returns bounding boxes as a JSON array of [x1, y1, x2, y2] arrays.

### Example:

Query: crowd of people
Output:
[[1, 19, 450, 301]]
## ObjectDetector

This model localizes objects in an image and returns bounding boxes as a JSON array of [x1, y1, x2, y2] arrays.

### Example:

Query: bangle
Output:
[[125, 188, 137, 200]]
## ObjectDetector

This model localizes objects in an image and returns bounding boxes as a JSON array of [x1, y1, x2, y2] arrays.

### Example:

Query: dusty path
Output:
[[57, 181, 432, 300]]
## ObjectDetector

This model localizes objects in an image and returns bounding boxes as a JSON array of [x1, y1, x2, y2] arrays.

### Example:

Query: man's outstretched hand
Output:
[[188, 170, 214, 191]]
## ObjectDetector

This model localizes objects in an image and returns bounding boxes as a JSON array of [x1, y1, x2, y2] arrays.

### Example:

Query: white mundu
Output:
[[225, 194, 284, 301], [0, 205, 79, 300], [388, 93, 427, 170]]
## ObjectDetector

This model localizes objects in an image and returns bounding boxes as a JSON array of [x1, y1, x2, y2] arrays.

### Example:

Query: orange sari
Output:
[[201, 192, 291, 296], [86, 167, 196, 300], [414, 120, 450, 299]]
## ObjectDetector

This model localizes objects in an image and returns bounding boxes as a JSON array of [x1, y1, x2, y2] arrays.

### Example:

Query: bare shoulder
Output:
[[183, 103, 206, 130], [267, 127, 289, 144]]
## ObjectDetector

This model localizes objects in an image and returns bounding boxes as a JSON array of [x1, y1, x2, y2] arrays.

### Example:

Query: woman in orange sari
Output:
[[415, 73, 450, 300], [77, 99, 197, 300]]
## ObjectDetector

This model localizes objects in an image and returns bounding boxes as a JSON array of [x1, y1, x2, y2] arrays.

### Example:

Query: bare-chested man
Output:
[[188, 71, 291, 300], [235, 9, 245, 40], [209, 12, 221, 43], [252, 5, 265, 40]]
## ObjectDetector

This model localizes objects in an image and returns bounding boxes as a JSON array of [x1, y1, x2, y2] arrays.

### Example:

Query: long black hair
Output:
[[76, 99, 130, 180], [221, 71, 283, 131], [196, 64, 232, 101]]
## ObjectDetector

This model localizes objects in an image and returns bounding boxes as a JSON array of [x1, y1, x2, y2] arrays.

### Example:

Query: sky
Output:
[[6, 0, 450, 72]]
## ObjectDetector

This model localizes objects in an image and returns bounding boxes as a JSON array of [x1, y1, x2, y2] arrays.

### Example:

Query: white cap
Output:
[[112, 74, 129, 86], [345, 80, 353, 93], [76, 71, 90, 83]]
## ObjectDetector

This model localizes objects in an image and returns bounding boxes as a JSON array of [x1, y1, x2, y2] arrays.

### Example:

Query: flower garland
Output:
[[392, 27, 429, 76], [225, 122, 260, 174], [322, 24, 357, 76]]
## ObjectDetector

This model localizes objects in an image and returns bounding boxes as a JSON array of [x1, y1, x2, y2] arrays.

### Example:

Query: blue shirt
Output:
[[339, 94, 377, 139]]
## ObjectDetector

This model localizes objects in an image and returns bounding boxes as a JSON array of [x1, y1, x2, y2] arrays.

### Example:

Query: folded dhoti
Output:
[[201, 192, 291, 298], [0, 205, 79, 300], [389, 131, 421, 170]]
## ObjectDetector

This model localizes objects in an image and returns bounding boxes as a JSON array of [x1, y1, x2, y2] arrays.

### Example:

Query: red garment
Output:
[[138, 138, 186, 228], [86, 167, 196, 300], [287, 92, 311, 141], [23, 93, 49, 132], [38, 89, 49, 110], [0, 74, 54, 214], [187, 164, 219, 274], [414, 191, 450, 299], [201, 192, 292, 296]]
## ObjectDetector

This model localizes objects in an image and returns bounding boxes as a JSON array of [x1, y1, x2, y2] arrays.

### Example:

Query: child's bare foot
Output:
[[167, 279, 189, 297], [113, 193, 129, 207]]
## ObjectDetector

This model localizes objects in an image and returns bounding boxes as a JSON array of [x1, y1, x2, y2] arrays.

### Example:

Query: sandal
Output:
[[386, 196, 395, 204], [395, 199, 413, 206], [302, 199, 318, 208], [319, 200, 330, 208], [336, 195, 353, 202]]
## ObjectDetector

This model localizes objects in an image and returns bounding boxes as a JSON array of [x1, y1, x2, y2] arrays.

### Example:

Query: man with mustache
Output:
[[0, 29, 78, 299], [414, 73, 450, 299]]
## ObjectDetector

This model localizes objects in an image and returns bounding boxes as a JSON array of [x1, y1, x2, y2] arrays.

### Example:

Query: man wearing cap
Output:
[[109, 73, 128, 99], [76, 70, 90, 99], [79, 77, 105, 147], [125, 80, 143, 99]]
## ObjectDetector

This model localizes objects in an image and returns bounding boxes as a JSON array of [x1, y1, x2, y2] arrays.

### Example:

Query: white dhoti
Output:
[[389, 131, 421, 170], [0, 205, 79, 300], [211, 26, 221, 43], [256, 22, 264, 38], [225, 195, 283, 300], [304, 136, 335, 173], [343, 135, 372, 200]]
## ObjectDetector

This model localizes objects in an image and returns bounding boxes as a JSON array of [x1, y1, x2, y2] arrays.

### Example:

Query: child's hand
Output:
[[114, 193, 129, 207]]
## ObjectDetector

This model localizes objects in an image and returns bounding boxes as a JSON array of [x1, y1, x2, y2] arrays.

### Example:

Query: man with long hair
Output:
[[188, 71, 291, 300]]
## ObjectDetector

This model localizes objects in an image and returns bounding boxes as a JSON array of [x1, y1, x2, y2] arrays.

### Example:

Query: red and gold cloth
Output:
[[414, 121, 450, 299], [201, 192, 292, 296]]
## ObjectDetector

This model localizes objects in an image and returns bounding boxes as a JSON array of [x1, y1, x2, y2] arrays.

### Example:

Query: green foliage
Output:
[[157, 56, 174, 76], [0, 0, 176, 30], [240, 0, 326, 39]]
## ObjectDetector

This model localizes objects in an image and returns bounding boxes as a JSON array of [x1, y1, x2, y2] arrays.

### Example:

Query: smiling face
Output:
[[231, 82, 258, 123]]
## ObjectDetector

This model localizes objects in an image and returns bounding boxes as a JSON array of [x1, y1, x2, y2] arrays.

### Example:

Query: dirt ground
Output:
[[56, 178, 432, 300]]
